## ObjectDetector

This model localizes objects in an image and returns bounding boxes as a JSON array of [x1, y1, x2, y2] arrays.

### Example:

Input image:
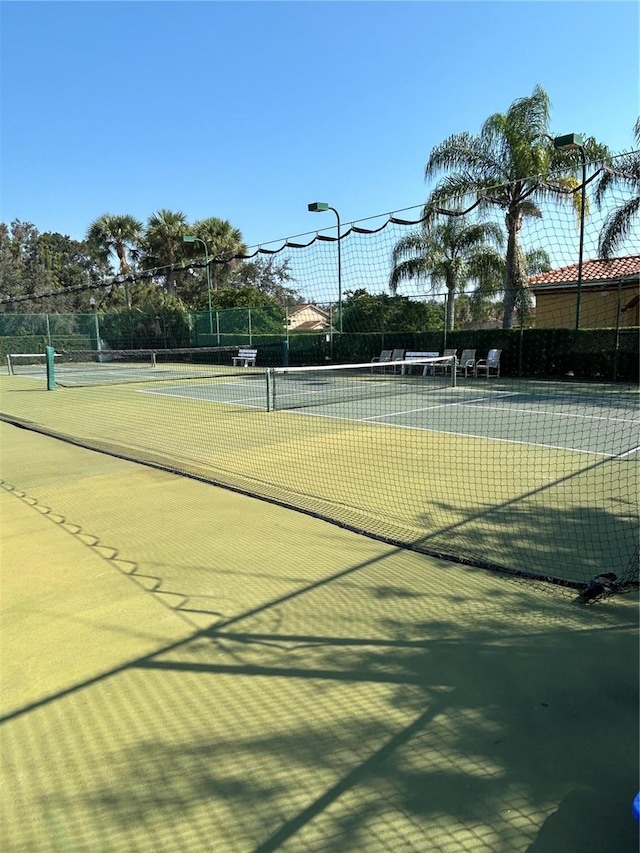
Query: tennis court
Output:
[[1, 360, 637, 588], [139, 375, 638, 458], [1, 419, 638, 852]]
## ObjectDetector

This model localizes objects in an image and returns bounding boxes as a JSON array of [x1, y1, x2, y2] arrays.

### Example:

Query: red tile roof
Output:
[[529, 256, 640, 288]]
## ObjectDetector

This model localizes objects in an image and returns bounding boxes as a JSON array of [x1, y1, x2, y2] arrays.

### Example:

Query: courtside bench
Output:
[[401, 351, 440, 375], [232, 347, 258, 367]]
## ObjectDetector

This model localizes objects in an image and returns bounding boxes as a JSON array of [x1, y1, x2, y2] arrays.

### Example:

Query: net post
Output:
[[451, 356, 457, 388], [6, 354, 13, 375], [266, 368, 274, 412], [45, 346, 56, 390]]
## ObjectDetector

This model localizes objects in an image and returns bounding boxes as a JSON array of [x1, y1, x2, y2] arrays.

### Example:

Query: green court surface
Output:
[[1, 420, 638, 852], [0, 371, 637, 586]]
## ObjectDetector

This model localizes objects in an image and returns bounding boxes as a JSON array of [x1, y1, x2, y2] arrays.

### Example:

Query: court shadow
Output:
[[526, 788, 639, 853]]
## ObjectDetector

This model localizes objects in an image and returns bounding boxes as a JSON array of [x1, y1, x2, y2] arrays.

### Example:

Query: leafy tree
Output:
[[595, 118, 640, 258], [1, 221, 108, 314], [210, 285, 285, 336], [143, 209, 189, 296], [227, 257, 301, 305], [86, 214, 143, 307], [341, 289, 444, 333], [423, 85, 608, 327], [212, 285, 280, 310], [453, 293, 503, 328], [98, 293, 191, 350], [389, 215, 504, 331]]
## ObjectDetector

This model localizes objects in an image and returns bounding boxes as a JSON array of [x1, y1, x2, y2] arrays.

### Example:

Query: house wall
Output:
[[534, 283, 639, 329], [287, 306, 329, 329]]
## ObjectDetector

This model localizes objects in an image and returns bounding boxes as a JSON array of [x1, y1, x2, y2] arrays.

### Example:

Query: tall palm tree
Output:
[[595, 118, 640, 258], [144, 209, 189, 295], [192, 217, 247, 291], [424, 85, 608, 327], [390, 215, 504, 331], [86, 214, 143, 307]]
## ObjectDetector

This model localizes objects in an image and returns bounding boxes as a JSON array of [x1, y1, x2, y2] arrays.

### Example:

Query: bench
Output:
[[401, 351, 440, 376], [232, 347, 258, 367]]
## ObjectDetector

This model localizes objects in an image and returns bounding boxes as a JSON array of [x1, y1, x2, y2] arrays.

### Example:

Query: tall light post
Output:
[[554, 133, 586, 331], [308, 202, 342, 334], [181, 235, 213, 334]]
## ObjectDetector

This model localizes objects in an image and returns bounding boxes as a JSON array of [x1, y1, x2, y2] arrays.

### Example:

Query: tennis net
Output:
[[267, 355, 457, 411], [7, 345, 274, 387]]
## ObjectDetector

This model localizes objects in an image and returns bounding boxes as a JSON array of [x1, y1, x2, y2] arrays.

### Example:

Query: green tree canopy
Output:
[[389, 215, 504, 332], [143, 209, 189, 296], [424, 85, 608, 327], [86, 214, 143, 307], [341, 289, 444, 334]]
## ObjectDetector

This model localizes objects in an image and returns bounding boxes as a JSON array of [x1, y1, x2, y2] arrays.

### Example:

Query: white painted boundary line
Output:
[[617, 445, 640, 458], [137, 385, 267, 410], [465, 403, 639, 424], [360, 392, 518, 420], [280, 401, 622, 457]]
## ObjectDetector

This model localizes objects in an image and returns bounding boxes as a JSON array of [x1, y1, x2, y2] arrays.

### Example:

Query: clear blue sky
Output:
[[1, 1, 638, 251]]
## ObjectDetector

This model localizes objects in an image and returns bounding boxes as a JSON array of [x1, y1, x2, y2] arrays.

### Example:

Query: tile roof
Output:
[[529, 256, 640, 288]]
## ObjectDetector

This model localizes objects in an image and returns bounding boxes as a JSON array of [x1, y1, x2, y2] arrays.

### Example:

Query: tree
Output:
[[341, 289, 444, 334], [595, 118, 640, 258], [143, 209, 189, 296], [192, 216, 247, 292], [1, 221, 108, 314], [86, 214, 143, 308], [227, 257, 301, 305], [389, 215, 504, 331], [423, 85, 608, 327]]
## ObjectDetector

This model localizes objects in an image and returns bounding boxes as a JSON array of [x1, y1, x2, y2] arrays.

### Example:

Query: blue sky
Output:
[[1, 0, 638, 253]]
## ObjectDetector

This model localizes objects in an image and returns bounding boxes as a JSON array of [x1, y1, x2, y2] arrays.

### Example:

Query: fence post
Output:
[[443, 294, 448, 352], [518, 322, 524, 378], [613, 279, 622, 382]]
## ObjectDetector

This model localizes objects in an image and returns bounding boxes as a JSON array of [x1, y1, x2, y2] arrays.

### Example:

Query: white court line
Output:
[[360, 392, 518, 420], [137, 386, 267, 409], [282, 402, 620, 457], [465, 403, 639, 424], [135, 385, 634, 457], [617, 445, 640, 458]]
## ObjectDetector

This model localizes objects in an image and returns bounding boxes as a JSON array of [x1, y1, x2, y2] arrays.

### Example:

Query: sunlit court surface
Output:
[[1, 367, 639, 852]]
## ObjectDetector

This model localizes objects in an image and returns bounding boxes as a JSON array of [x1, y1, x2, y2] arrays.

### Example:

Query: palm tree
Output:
[[390, 215, 504, 331], [144, 209, 189, 295], [595, 118, 640, 258], [86, 214, 143, 307], [424, 85, 608, 327], [192, 217, 247, 291]]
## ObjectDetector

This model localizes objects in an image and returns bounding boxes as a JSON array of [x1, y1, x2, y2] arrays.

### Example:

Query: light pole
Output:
[[308, 202, 342, 334], [554, 133, 586, 331], [181, 235, 213, 334]]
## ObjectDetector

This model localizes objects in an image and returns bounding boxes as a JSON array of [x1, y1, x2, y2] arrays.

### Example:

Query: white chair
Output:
[[389, 348, 406, 373], [456, 349, 476, 377], [475, 349, 501, 378], [371, 350, 393, 373], [433, 348, 457, 375]]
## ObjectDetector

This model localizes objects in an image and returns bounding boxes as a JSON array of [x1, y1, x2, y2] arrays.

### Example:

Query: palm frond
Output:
[[598, 195, 640, 258]]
